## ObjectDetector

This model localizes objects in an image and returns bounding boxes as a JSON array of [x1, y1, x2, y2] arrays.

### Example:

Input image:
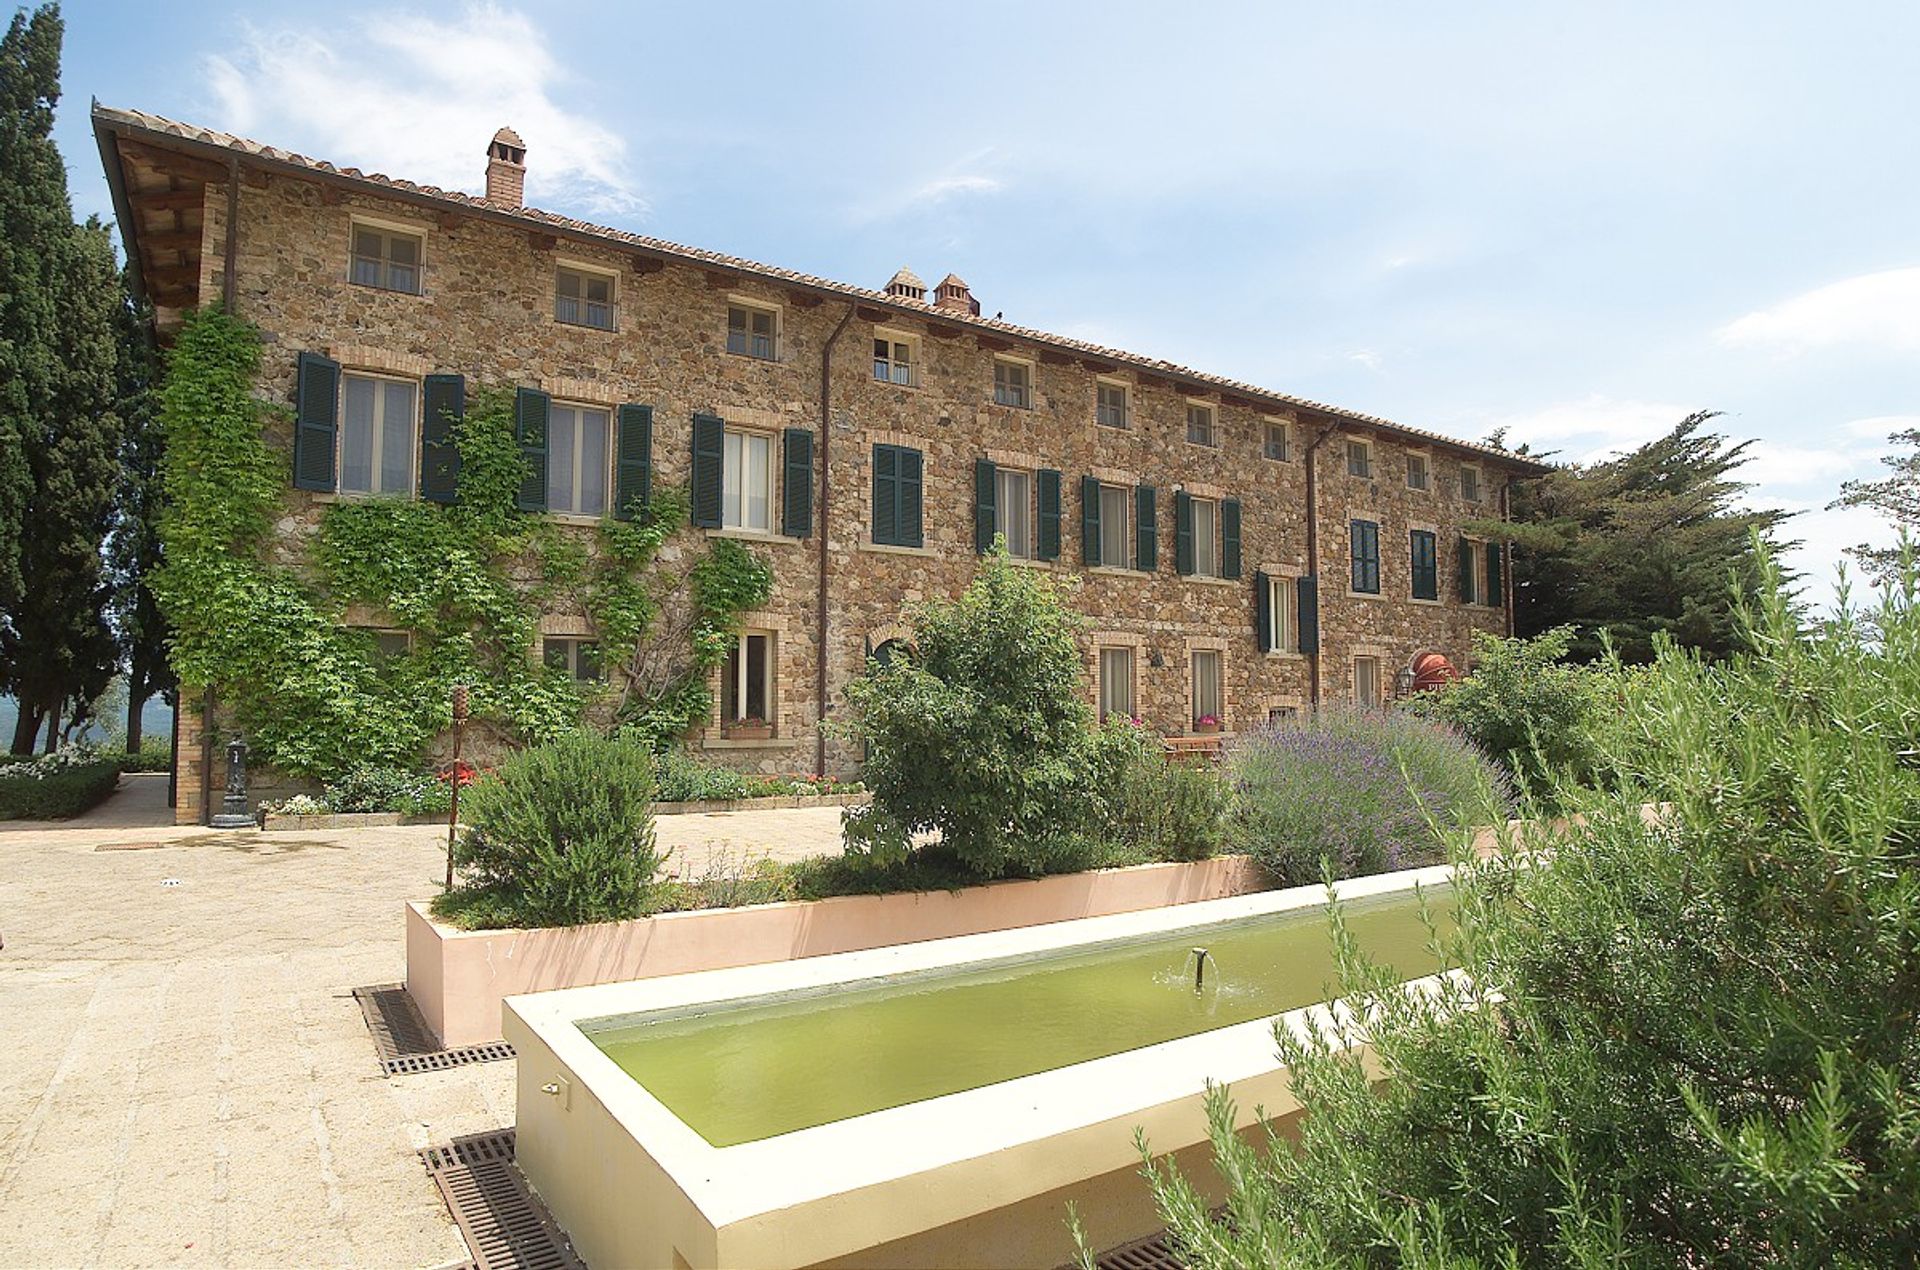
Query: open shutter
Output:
[[1297, 575, 1319, 654], [419, 373, 464, 505], [292, 351, 339, 492], [783, 427, 813, 537], [900, 448, 923, 547], [1081, 475, 1102, 567], [1136, 486, 1157, 571], [872, 445, 898, 546], [1254, 569, 1272, 652], [1221, 498, 1242, 580], [974, 458, 997, 554], [513, 387, 550, 512], [1037, 468, 1062, 561], [1458, 537, 1476, 602], [614, 404, 653, 520], [1174, 491, 1194, 576], [1486, 542, 1504, 606], [691, 412, 724, 528]]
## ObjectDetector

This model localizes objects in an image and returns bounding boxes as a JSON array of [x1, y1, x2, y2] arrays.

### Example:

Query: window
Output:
[[723, 430, 774, 531], [1410, 529, 1439, 600], [555, 266, 615, 330], [1407, 453, 1430, 491], [995, 467, 1033, 557], [1097, 647, 1135, 722], [723, 632, 774, 727], [339, 374, 417, 496], [1186, 403, 1216, 447], [872, 443, 923, 547], [1096, 381, 1129, 429], [994, 359, 1031, 408], [1267, 704, 1299, 724], [873, 334, 915, 386], [1354, 656, 1381, 707], [1460, 464, 1483, 503], [1099, 484, 1130, 568], [1190, 497, 1218, 577], [1191, 649, 1223, 727], [1347, 439, 1373, 478], [1462, 539, 1489, 605], [1350, 519, 1381, 594], [1267, 575, 1298, 653], [1263, 420, 1290, 461], [350, 225, 421, 294], [727, 304, 777, 359], [544, 637, 603, 682], [546, 403, 610, 515]]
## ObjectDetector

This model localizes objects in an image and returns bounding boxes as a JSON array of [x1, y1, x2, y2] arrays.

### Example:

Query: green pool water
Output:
[[584, 889, 1451, 1147]]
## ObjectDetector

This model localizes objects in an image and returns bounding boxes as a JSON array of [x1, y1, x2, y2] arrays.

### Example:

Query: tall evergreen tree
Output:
[[1829, 427, 1919, 583], [0, 3, 125, 753], [107, 266, 173, 753], [1482, 412, 1791, 662]]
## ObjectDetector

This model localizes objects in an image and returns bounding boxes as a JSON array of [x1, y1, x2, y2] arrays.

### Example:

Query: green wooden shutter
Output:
[[1135, 485, 1157, 571], [1221, 498, 1242, 580], [900, 447, 923, 548], [974, 458, 997, 554], [1351, 520, 1380, 593], [513, 387, 550, 512], [419, 373, 464, 504], [1458, 537, 1476, 602], [1081, 475, 1102, 567], [691, 412, 724, 528], [292, 351, 339, 492], [1410, 529, 1438, 600], [1037, 469, 1062, 561], [1174, 490, 1194, 576], [872, 444, 898, 545], [1486, 542, 1504, 605], [782, 427, 813, 537], [613, 404, 653, 520], [1297, 575, 1319, 654], [1254, 569, 1272, 652]]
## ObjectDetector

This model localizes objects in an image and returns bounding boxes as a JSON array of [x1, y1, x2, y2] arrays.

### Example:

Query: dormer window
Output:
[[556, 265, 615, 330], [350, 224, 422, 294]]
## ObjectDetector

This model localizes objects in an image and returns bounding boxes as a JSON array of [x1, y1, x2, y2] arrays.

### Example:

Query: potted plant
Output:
[[725, 715, 774, 741], [1193, 714, 1222, 735]]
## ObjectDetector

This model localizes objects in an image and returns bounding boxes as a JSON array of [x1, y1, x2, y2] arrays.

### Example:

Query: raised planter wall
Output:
[[407, 854, 1266, 1049], [264, 791, 868, 831]]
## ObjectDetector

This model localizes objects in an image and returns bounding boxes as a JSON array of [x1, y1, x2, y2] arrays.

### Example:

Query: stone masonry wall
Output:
[[172, 170, 1516, 819]]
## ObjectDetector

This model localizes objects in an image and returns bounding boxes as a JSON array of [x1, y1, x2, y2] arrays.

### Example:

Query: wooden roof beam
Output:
[[128, 187, 204, 213], [117, 138, 228, 184]]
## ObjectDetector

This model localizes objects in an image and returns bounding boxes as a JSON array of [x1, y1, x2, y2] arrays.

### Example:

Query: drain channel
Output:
[[353, 983, 516, 1076], [420, 1129, 581, 1270]]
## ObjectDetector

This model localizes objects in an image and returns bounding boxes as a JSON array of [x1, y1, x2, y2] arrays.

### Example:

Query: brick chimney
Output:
[[485, 126, 527, 207], [933, 272, 979, 316], [885, 267, 927, 304]]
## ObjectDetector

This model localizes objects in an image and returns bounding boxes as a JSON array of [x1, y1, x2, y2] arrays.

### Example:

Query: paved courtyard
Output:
[[0, 774, 848, 1267]]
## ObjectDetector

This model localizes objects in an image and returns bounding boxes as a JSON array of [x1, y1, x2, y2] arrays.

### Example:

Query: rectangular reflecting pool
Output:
[[583, 887, 1451, 1147]]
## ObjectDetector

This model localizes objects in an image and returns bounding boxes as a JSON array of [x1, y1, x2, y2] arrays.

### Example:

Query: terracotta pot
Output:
[[725, 722, 774, 741], [1193, 721, 1221, 735]]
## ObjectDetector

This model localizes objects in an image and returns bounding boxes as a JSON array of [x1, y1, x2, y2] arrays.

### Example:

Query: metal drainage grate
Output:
[[354, 984, 516, 1076], [1093, 1229, 1184, 1270], [421, 1129, 581, 1270]]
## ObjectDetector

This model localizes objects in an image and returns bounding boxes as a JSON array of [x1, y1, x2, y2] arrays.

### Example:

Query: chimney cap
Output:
[[492, 126, 526, 148], [937, 271, 968, 288], [885, 267, 927, 302]]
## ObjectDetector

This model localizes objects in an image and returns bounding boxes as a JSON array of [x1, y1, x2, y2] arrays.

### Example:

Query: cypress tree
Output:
[[107, 266, 173, 753]]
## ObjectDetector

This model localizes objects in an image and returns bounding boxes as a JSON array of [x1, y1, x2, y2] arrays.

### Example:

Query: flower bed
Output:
[[0, 747, 123, 820]]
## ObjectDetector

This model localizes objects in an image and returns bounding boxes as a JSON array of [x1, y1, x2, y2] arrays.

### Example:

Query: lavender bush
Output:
[[1227, 705, 1510, 886]]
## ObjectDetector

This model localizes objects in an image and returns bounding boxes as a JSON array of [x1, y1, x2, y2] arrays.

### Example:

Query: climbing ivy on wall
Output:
[[152, 307, 771, 781]]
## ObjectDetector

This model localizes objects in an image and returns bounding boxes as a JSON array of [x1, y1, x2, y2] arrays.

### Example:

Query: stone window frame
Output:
[[1261, 416, 1292, 462], [726, 295, 783, 362], [335, 366, 421, 500], [1352, 652, 1385, 708], [1184, 399, 1218, 448], [1459, 461, 1484, 504], [1088, 630, 1145, 724], [354, 626, 413, 663], [984, 446, 1048, 565], [859, 429, 936, 558], [1185, 635, 1231, 733], [1346, 436, 1375, 480], [1260, 694, 1305, 725], [553, 257, 619, 332], [539, 624, 605, 682], [992, 355, 1035, 410], [1408, 519, 1443, 606], [871, 325, 921, 389], [1262, 562, 1307, 657], [1405, 448, 1433, 494], [703, 610, 796, 750], [1095, 377, 1131, 429], [345, 213, 429, 297]]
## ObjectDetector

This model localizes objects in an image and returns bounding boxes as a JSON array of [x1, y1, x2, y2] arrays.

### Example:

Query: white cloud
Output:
[[1347, 349, 1384, 372], [1843, 413, 1920, 440], [851, 147, 1007, 222], [1719, 266, 1920, 355], [1739, 439, 1878, 489], [203, 5, 643, 218], [1484, 394, 1695, 463]]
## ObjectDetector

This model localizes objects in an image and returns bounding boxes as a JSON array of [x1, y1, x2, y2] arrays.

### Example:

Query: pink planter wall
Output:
[[407, 855, 1267, 1048]]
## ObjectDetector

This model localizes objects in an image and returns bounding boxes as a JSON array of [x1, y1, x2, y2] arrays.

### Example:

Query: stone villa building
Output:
[[93, 104, 1549, 824]]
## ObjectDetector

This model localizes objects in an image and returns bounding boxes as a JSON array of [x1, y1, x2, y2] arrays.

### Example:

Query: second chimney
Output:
[[934, 272, 980, 316], [485, 127, 527, 207]]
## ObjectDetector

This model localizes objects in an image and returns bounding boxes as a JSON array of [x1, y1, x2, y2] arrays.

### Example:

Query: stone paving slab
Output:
[[0, 784, 846, 1267]]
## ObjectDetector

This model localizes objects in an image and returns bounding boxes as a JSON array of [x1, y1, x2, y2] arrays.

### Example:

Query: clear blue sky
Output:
[[54, 0, 1913, 607]]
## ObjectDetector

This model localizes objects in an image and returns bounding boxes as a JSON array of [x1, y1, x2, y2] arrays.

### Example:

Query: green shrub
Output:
[[432, 732, 660, 929], [1227, 705, 1507, 886], [650, 747, 765, 802], [1090, 719, 1228, 863], [116, 734, 174, 773], [0, 755, 121, 819], [1408, 626, 1602, 801], [323, 765, 451, 816]]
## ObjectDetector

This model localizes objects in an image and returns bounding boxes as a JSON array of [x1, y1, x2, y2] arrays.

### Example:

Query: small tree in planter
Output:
[[432, 730, 660, 929]]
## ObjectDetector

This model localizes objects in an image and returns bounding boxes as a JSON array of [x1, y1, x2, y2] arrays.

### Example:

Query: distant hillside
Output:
[[0, 694, 173, 752]]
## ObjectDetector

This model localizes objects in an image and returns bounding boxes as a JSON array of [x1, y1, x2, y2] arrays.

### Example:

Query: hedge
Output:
[[0, 760, 122, 819]]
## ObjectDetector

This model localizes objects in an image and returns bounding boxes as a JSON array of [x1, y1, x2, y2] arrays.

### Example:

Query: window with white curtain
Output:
[[339, 374, 416, 496], [546, 404, 610, 515], [723, 430, 773, 532]]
